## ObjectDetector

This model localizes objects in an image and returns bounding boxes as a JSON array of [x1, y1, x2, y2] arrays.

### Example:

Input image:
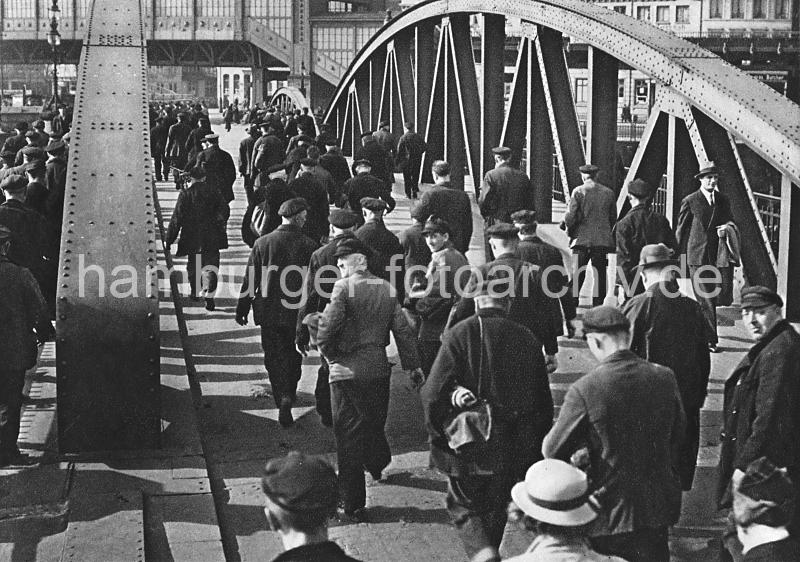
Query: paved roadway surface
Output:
[[0, 113, 769, 561]]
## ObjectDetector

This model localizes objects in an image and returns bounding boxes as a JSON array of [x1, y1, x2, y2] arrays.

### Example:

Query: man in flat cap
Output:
[[373, 120, 396, 182], [354, 130, 393, 190], [165, 112, 193, 187], [478, 146, 534, 261], [187, 132, 237, 204], [252, 122, 286, 185], [316, 237, 422, 520], [422, 279, 553, 562], [14, 146, 46, 168], [399, 202, 432, 294], [614, 178, 677, 300], [1, 122, 28, 158], [355, 197, 404, 300], [563, 163, 616, 308], [51, 104, 70, 137], [237, 197, 319, 427], [150, 116, 170, 183], [0, 225, 48, 467], [340, 159, 395, 224], [731, 457, 800, 561], [44, 140, 67, 230], [718, 286, 800, 560], [296, 209, 362, 427], [261, 451, 362, 561], [314, 122, 337, 153], [396, 122, 427, 199], [676, 162, 734, 352], [319, 137, 351, 204], [410, 217, 469, 374], [289, 157, 329, 244], [29, 121, 48, 149], [512, 209, 577, 339], [448, 222, 563, 373], [185, 115, 213, 164], [166, 164, 230, 311], [414, 160, 473, 255], [543, 306, 685, 562], [622, 243, 710, 491], [24, 160, 49, 217]]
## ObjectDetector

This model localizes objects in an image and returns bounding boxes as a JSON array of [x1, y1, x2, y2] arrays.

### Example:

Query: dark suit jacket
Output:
[[478, 163, 534, 222], [0, 257, 47, 371], [150, 123, 169, 157], [743, 537, 800, 562], [236, 224, 318, 328], [718, 320, 800, 506], [166, 180, 230, 256], [340, 172, 395, 219], [399, 223, 431, 291], [189, 145, 237, 203], [517, 235, 569, 296], [543, 349, 686, 535], [415, 182, 473, 254], [422, 309, 553, 477], [676, 189, 733, 266], [0, 199, 50, 280], [355, 220, 404, 301], [288, 172, 329, 243], [165, 122, 192, 161], [319, 149, 351, 203], [354, 140, 392, 187], [614, 204, 677, 287], [564, 179, 616, 250]]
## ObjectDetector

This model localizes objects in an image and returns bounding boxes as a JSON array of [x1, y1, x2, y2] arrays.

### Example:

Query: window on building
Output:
[[676, 5, 690, 23], [731, 0, 743, 18], [636, 6, 651, 20], [328, 1, 352, 12], [775, 0, 788, 18], [618, 79, 625, 98], [233, 75, 241, 97], [222, 74, 230, 95], [155, 0, 192, 17], [709, 0, 722, 17], [613, 5, 627, 14], [197, 0, 235, 17], [656, 6, 670, 22], [248, 0, 293, 41], [4, 0, 36, 18], [634, 79, 650, 104], [574, 78, 588, 104], [752, 0, 765, 17]]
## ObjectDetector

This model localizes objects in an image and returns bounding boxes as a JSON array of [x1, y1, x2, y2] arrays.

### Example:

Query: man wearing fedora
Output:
[[718, 286, 800, 560], [340, 159, 395, 223], [188, 133, 237, 204], [373, 120, 396, 181], [414, 160, 473, 255], [422, 283, 553, 562], [479, 146, 534, 261], [614, 178, 676, 299], [622, 243, 711, 491], [676, 162, 734, 352], [563, 164, 617, 308], [543, 306, 685, 562], [506, 459, 627, 561]]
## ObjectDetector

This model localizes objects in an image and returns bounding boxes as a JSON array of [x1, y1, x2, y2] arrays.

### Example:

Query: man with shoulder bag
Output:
[[421, 282, 554, 562]]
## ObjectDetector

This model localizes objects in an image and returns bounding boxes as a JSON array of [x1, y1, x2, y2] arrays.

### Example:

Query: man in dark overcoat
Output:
[[622, 243, 710, 491], [236, 198, 319, 427], [354, 197, 404, 301], [373, 121, 396, 185], [318, 138, 351, 204], [251, 122, 286, 181], [396, 121, 427, 199], [339, 160, 395, 222], [165, 112, 193, 186], [238, 124, 260, 203], [543, 306, 685, 562], [188, 134, 237, 203], [1, 122, 28, 157], [295, 209, 360, 427], [614, 178, 676, 299], [166, 165, 230, 311], [422, 285, 553, 562], [353, 132, 393, 190], [478, 146, 534, 261], [415, 160, 473, 255], [288, 158, 329, 244], [448, 223, 562, 374], [398, 202, 431, 295], [150, 116, 169, 182], [717, 286, 800, 560], [0, 225, 48, 467], [676, 163, 734, 351], [185, 115, 213, 164]]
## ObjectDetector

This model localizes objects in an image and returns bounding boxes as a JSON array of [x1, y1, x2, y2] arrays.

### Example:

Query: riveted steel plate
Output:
[[56, 0, 159, 453]]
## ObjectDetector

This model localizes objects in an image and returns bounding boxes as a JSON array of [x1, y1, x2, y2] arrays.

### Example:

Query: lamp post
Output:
[[47, 0, 61, 110], [300, 60, 307, 97]]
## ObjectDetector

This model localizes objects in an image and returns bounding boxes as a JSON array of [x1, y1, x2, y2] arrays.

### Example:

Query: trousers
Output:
[[572, 247, 609, 308], [153, 153, 168, 181], [690, 265, 719, 344], [315, 357, 331, 423], [590, 526, 670, 562], [260, 325, 302, 407], [186, 250, 220, 297], [331, 377, 392, 512], [402, 156, 422, 198], [418, 339, 441, 376], [0, 369, 25, 457]]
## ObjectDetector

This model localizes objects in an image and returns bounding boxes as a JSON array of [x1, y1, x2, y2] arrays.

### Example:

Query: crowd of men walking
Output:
[[1, 102, 798, 562]]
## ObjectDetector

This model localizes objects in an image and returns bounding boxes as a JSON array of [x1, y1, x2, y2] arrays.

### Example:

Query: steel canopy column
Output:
[[422, 20, 447, 184], [666, 115, 699, 226], [778, 178, 800, 320], [370, 46, 386, 132], [394, 29, 415, 135], [586, 46, 619, 192], [500, 38, 530, 167], [449, 14, 482, 191], [481, 14, 505, 193], [444, 23, 465, 191], [529, 41, 554, 222], [415, 21, 436, 143]]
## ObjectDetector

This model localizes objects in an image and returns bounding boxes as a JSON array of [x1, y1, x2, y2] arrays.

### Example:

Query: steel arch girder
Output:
[[269, 87, 319, 136], [323, 0, 800, 187]]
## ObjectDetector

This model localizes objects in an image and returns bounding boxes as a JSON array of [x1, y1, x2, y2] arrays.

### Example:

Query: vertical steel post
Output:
[[586, 46, 619, 192], [778, 177, 800, 320]]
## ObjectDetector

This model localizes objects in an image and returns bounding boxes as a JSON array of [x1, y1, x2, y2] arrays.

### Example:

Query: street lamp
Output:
[[300, 60, 307, 97], [47, 0, 61, 110]]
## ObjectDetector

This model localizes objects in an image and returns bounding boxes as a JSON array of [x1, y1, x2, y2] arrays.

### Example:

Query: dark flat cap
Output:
[[409, 201, 426, 221], [734, 456, 796, 527], [329, 209, 359, 229], [637, 243, 677, 270], [296, 135, 314, 145], [431, 160, 450, 177], [0, 174, 28, 193], [627, 178, 653, 197], [353, 159, 372, 168], [695, 163, 718, 179], [474, 279, 511, 307], [25, 131, 37, 138], [202, 133, 219, 142], [741, 285, 783, 309], [0, 225, 13, 242], [422, 216, 452, 235], [510, 210, 537, 226], [360, 131, 375, 138], [485, 222, 519, 239], [25, 160, 45, 174], [33, 120, 45, 129], [582, 306, 630, 334], [261, 451, 338, 513], [299, 157, 317, 167], [259, 121, 273, 129], [278, 197, 309, 217], [579, 164, 600, 174], [186, 163, 207, 179], [360, 197, 387, 212], [20, 146, 45, 159], [404, 121, 414, 129], [0, 150, 16, 161], [334, 237, 372, 258], [15, 121, 28, 131], [492, 146, 512, 157], [378, 120, 389, 128], [324, 137, 339, 146], [46, 140, 66, 153]]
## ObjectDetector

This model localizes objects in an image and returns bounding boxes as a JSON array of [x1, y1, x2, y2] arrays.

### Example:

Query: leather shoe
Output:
[[204, 298, 215, 311], [278, 397, 294, 428], [0, 451, 38, 468]]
